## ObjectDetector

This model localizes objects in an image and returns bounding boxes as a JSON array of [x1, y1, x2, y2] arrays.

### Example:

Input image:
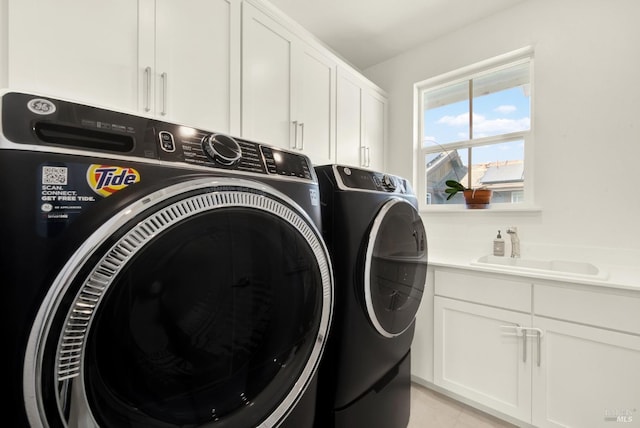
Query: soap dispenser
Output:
[[493, 230, 505, 256]]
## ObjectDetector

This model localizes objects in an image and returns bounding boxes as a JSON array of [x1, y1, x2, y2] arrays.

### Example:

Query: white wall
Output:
[[364, 0, 640, 267], [0, 0, 7, 87]]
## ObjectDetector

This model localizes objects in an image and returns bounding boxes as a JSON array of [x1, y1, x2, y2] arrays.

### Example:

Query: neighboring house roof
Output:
[[480, 161, 524, 184], [462, 160, 524, 190], [426, 152, 524, 199]]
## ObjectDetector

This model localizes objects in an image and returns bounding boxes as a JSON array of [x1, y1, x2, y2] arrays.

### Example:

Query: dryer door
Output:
[[24, 177, 332, 428], [364, 198, 427, 338]]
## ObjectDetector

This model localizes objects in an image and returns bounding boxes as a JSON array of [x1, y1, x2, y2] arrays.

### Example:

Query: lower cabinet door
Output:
[[434, 297, 532, 421], [532, 317, 640, 428]]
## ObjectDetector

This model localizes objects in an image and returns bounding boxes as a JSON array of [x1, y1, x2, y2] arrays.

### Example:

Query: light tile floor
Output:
[[408, 383, 518, 428]]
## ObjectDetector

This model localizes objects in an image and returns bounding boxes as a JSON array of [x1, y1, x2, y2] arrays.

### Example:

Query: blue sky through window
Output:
[[424, 86, 530, 163]]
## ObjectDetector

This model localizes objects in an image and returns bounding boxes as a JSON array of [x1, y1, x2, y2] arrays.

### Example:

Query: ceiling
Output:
[[268, 0, 527, 70]]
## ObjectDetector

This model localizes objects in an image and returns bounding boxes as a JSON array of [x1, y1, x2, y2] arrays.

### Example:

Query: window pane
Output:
[[426, 140, 524, 205], [472, 140, 524, 204], [472, 63, 530, 139], [425, 149, 469, 205], [419, 55, 532, 209], [423, 81, 469, 146]]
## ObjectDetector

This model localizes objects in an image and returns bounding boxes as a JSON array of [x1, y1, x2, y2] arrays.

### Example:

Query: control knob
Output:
[[382, 174, 397, 191], [202, 134, 242, 166]]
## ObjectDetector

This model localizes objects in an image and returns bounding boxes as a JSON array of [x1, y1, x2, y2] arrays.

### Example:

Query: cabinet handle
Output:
[[536, 329, 542, 367], [292, 121, 299, 149], [362, 146, 371, 167], [144, 66, 152, 112], [298, 122, 304, 150], [525, 327, 543, 366], [522, 326, 527, 363], [522, 327, 544, 366], [160, 72, 168, 116]]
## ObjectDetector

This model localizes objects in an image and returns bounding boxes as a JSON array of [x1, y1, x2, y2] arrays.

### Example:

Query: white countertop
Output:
[[428, 249, 640, 292]]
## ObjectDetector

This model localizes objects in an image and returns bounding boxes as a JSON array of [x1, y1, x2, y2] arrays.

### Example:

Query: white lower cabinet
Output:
[[532, 316, 640, 427], [431, 269, 640, 427], [434, 297, 532, 421]]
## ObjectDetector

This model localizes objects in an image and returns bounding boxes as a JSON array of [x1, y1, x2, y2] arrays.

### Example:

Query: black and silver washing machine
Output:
[[2, 91, 333, 428], [314, 165, 427, 428]]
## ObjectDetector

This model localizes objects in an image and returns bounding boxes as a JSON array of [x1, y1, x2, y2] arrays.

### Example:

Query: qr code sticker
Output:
[[42, 166, 68, 185]]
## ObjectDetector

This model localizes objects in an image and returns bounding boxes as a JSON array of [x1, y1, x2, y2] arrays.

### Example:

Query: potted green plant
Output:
[[445, 179, 493, 209]]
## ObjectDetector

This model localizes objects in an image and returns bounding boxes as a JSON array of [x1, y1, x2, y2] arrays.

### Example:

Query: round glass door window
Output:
[[25, 178, 332, 428], [364, 198, 427, 338]]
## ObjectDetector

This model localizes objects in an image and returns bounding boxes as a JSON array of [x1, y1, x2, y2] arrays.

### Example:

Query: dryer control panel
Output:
[[333, 165, 413, 195], [0, 91, 314, 181]]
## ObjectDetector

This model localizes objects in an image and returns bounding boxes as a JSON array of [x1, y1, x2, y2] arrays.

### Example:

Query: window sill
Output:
[[420, 204, 542, 214]]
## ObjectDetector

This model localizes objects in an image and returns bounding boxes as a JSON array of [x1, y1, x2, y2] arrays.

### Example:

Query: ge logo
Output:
[[27, 98, 57, 115]]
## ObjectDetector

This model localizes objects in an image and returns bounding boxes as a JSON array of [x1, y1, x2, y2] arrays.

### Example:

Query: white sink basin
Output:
[[472, 255, 608, 280]]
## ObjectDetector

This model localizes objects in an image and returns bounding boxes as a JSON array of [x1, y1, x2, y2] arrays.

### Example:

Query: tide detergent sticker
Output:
[[87, 164, 141, 197]]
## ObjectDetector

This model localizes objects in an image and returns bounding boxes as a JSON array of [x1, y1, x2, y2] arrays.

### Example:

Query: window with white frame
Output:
[[416, 51, 533, 208]]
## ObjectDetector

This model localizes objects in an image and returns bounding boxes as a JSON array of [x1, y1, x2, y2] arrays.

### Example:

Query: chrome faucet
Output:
[[506, 227, 520, 258]]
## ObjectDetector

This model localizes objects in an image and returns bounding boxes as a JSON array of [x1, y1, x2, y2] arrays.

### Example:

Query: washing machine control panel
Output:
[[336, 166, 411, 195], [1, 91, 314, 181], [158, 127, 313, 180]]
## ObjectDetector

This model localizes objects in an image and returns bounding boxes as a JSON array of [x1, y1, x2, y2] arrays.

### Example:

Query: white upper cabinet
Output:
[[336, 67, 387, 171], [6, 0, 240, 133], [7, 0, 141, 112], [294, 44, 336, 166], [335, 69, 362, 168], [4, 0, 383, 160], [241, 3, 294, 148], [151, 0, 240, 132], [362, 89, 386, 171], [242, 1, 336, 165]]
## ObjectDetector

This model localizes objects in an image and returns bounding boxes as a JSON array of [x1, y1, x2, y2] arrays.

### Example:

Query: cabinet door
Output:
[[241, 3, 294, 149], [7, 0, 142, 111], [336, 68, 387, 171], [362, 89, 386, 171], [294, 43, 335, 165], [434, 297, 532, 421], [155, 0, 239, 133], [532, 317, 640, 428], [336, 69, 362, 167]]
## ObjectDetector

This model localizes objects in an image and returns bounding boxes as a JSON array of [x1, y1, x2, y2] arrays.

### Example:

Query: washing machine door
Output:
[[363, 197, 427, 338], [24, 177, 332, 428]]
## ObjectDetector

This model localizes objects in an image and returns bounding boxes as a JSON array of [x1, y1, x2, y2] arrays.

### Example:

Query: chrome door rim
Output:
[[363, 197, 422, 338], [23, 177, 333, 428]]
